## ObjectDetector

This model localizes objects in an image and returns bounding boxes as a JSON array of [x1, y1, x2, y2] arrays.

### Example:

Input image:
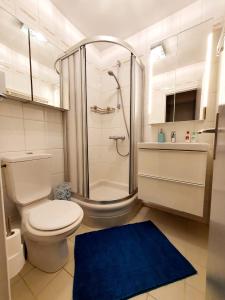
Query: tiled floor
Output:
[[10, 206, 209, 300]]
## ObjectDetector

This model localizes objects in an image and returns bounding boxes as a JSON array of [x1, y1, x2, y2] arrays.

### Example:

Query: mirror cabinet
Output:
[[149, 20, 212, 124], [0, 7, 67, 110]]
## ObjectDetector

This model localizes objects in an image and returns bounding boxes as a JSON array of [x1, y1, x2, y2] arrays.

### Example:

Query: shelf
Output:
[[138, 142, 209, 152]]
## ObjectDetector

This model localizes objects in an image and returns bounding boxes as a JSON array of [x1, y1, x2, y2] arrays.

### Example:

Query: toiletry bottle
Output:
[[191, 131, 198, 143], [185, 131, 191, 143], [158, 128, 165, 143], [171, 131, 176, 143]]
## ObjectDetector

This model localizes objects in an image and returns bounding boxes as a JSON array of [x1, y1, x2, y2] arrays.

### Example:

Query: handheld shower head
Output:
[[107, 70, 114, 76], [107, 70, 120, 89]]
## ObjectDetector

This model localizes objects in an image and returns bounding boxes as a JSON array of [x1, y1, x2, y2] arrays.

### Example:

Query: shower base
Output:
[[72, 181, 141, 228], [90, 181, 128, 201]]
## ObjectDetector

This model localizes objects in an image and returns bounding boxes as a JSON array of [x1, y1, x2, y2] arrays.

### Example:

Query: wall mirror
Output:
[[30, 33, 63, 108], [0, 7, 67, 109], [149, 20, 212, 124], [0, 8, 31, 100]]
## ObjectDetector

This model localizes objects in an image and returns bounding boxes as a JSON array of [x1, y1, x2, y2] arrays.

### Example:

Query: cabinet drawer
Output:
[[138, 149, 207, 184], [138, 176, 204, 216]]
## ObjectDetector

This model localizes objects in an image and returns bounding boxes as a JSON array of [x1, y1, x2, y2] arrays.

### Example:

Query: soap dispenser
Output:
[[158, 128, 165, 143]]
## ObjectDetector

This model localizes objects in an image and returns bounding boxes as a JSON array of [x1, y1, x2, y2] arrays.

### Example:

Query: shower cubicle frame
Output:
[[55, 36, 144, 205]]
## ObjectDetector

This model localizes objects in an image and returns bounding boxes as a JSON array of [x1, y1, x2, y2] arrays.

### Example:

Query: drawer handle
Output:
[[138, 173, 205, 187]]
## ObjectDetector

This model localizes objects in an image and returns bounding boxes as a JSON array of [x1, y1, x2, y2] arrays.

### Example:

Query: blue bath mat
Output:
[[73, 221, 196, 300]]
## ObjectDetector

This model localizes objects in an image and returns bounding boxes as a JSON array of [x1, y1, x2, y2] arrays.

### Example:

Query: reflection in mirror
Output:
[[149, 20, 212, 124], [149, 34, 177, 123], [30, 32, 62, 107], [166, 89, 200, 122], [0, 8, 31, 100]]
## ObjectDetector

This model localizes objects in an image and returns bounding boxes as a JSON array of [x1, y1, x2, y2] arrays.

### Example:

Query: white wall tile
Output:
[[0, 116, 25, 152], [48, 148, 64, 174], [51, 173, 65, 189], [24, 120, 46, 150], [23, 104, 45, 121], [44, 108, 62, 124], [88, 127, 102, 146], [0, 99, 23, 118], [46, 122, 63, 149]]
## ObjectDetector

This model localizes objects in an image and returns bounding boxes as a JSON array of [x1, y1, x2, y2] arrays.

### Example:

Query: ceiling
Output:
[[51, 0, 197, 51]]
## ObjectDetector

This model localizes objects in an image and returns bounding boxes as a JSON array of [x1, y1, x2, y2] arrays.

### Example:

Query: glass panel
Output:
[[29, 31, 62, 108], [86, 42, 131, 201], [175, 20, 212, 121], [0, 8, 31, 100]]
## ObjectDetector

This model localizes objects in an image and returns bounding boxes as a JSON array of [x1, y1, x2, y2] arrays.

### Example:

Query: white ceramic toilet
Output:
[[3, 153, 83, 273]]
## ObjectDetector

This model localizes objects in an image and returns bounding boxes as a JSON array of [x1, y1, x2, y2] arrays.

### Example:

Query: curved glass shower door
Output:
[[57, 36, 143, 204], [86, 43, 132, 201]]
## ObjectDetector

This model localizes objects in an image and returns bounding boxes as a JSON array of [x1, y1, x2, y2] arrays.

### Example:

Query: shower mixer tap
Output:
[[109, 136, 125, 141]]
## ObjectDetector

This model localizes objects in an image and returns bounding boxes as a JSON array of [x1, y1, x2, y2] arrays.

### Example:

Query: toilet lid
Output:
[[28, 200, 82, 231]]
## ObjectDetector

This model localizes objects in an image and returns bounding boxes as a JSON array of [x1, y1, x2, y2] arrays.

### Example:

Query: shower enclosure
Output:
[[55, 36, 143, 224]]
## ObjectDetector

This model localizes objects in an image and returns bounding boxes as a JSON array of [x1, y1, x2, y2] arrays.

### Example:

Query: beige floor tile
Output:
[[11, 207, 209, 300], [129, 292, 149, 299], [184, 284, 206, 300], [185, 242, 208, 268], [23, 267, 59, 296], [19, 261, 34, 277], [11, 278, 35, 300], [187, 220, 209, 247], [185, 264, 206, 293], [165, 234, 188, 257], [148, 295, 158, 300], [64, 257, 75, 276], [68, 238, 75, 259], [150, 280, 185, 300], [10, 274, 21, 286], [69, 223, 95, 243], [36, 270, 73, 300]]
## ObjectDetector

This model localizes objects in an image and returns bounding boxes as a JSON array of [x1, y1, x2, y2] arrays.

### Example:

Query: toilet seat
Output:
[[28, 200, 82, 231]]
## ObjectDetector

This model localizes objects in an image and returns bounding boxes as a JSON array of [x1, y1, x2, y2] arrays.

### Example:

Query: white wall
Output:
[[98, 0, 225, 153], [86, 50, 131, 187], [0, 99, 64, 219]]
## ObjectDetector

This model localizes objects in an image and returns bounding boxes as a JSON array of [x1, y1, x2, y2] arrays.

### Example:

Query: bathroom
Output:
[[0, 0, 225, 299]]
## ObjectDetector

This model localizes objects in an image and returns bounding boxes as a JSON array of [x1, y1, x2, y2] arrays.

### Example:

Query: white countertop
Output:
[[138, 142, 209, 151]]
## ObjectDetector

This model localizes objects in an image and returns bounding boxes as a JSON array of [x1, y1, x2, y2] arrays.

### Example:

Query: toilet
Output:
[[3, 153, 83, 273]]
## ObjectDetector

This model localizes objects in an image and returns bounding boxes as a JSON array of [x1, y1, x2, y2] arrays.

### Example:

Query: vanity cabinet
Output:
[[138, 143, 209, 219]]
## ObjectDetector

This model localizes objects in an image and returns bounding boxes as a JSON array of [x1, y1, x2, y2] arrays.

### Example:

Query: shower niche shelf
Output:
[[90, 105, 116, 114]]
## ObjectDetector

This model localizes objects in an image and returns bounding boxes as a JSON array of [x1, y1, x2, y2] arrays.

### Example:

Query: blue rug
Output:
[[73, 221, 196, 300]]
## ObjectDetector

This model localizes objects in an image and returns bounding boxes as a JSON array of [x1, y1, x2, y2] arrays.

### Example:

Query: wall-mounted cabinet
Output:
[[0, 8, 31, 100], [29, 31, 62, 107], [0, 6, 67, 110]]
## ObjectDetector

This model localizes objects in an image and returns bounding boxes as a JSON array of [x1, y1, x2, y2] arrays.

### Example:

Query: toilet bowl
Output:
[[22, 199, 83, 272], [3, 153, 84, 273]]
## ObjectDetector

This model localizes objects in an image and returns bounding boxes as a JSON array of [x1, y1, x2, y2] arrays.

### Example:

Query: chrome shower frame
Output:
[[55, 35, 144, 205]]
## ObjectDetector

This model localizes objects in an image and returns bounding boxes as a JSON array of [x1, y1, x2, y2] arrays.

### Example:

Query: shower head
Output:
[[107, 70, 120, 89], [107, 70, 114, 76]]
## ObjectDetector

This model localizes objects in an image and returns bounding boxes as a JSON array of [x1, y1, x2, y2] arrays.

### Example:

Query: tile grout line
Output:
[[20, 275, 37, 300]]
